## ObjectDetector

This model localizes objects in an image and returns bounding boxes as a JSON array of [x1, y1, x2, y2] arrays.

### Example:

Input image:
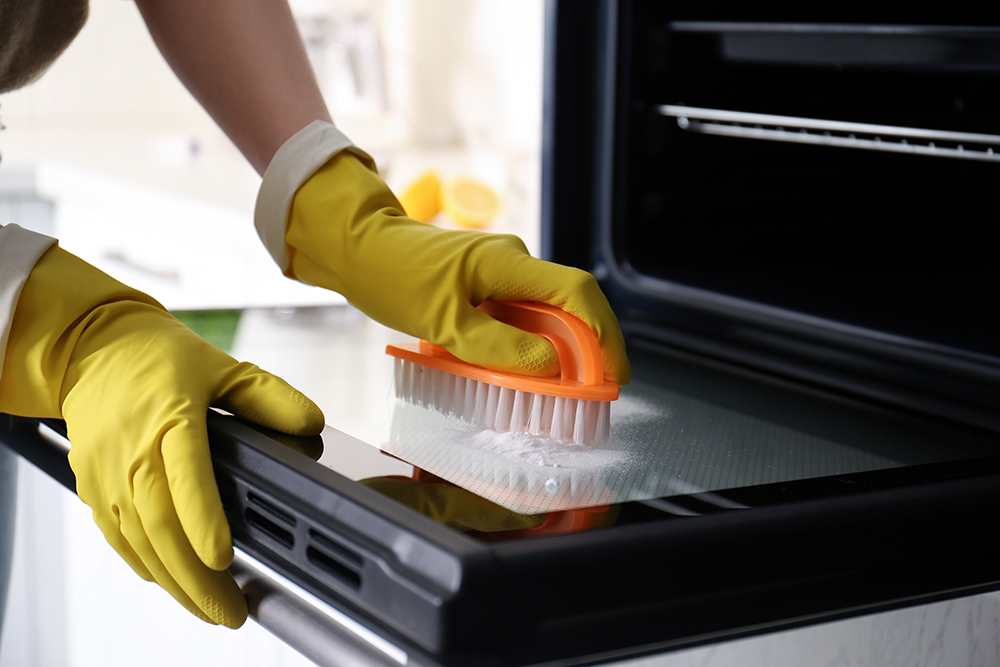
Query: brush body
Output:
[[386, 301, 618, 446]]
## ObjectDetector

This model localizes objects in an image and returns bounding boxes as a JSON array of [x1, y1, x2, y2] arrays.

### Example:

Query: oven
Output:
[[4, 2, 1000, 666], [545, 1, 1000, 434]]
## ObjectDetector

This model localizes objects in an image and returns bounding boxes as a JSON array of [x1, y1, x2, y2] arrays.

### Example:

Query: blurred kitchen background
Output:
[[0, 1, 545, 666], [0, 0, 545, 312]]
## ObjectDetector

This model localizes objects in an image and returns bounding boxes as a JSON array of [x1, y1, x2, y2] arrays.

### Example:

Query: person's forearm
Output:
[[134, 0, 332, 175]]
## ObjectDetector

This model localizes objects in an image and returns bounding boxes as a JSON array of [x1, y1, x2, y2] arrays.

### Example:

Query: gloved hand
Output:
[[360, 475, 546, 533], [0, 244, 324, 628], [282, 150, 631, 385]]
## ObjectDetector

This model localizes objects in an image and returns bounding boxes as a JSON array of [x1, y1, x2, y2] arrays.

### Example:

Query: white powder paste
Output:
[[380, 381, 897, 514], [383, 397, 649, 514], [608, 394, 666, 423]]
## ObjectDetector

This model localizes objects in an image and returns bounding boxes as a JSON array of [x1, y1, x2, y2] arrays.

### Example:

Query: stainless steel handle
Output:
[[231, 556, 406, 667]]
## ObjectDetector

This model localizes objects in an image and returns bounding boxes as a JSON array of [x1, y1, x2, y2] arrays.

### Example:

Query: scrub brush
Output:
[[385, 300, 619, 446]]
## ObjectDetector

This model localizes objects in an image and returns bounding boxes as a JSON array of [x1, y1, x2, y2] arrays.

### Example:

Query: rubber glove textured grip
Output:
[[285, 152, 631, 385], [0, 245, 325, 628]]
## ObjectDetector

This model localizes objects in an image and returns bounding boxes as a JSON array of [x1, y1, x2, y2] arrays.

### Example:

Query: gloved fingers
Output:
[[131, 456, 248, 627], [68, 446, 159, 583], [159, 416, 234, 572], [86, 506, 157, 583], [486, 257, 632, 386], [442, 305, 560, 377], [77, 451, 242, 627], [260, 428, 326, 461], [439, 490, 547, 532], [85, 474, 232, 626], [111, 512, 214, 625], [560, 292, 631, 387], [360, 477, 546, 532], [215, 362, 325, 436]]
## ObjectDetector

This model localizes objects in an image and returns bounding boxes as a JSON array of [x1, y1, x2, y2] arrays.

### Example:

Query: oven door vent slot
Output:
[[306, 546, 362, 590], [243, 491, 297, 549], [308, 529, 364, 567], [245, 508, 295, 550]]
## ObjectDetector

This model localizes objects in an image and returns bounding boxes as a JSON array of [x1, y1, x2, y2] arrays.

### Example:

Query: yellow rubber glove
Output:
[[0, 245, 325, 628], [360, 475, 546, 533], [285, 152, 631, 385]]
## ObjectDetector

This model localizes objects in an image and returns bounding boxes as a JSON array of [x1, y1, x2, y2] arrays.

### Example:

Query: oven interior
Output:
[[544, 2, 1000, 432]]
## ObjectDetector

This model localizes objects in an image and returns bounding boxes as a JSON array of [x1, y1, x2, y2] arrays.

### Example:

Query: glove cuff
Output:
[[254, 120, 376, 273], [0, 224, 57, 380]]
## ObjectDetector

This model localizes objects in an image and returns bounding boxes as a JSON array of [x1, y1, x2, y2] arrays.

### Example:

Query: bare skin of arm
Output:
[[133, 0, 332, 175]]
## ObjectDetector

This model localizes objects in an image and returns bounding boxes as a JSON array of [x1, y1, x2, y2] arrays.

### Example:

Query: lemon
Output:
[[441, 176, 501, 228], [399, 171, 442, 223]]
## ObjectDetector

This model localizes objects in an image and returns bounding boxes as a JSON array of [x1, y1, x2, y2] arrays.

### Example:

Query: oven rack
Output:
[[659, 105, 1000, 163]]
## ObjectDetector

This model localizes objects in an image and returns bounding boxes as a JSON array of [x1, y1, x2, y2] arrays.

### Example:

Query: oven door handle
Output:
[[0, 413, 407, 667]]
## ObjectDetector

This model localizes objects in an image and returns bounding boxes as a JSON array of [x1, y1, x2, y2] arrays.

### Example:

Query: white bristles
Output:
[[494, 387, 515, 431], [463, 375, 477, 418], [420, 365, 432, 405], [392, 359, 612, 446], [433, 368, 445, 407], [550, 397, 568, 441], [476, 381, 490, 421], [527, 394, 545, 437], [573, 400, 588, 442], [509, 389, 529, 432], [484, 384, 500, 427]]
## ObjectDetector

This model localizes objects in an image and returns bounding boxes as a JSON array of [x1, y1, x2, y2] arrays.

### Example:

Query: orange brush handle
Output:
[[386, 300, 618, 401], [475, 300, 604, 386]]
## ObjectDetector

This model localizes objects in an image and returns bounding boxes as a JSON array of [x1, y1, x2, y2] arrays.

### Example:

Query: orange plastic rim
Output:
[[385, 300, 619, 401]]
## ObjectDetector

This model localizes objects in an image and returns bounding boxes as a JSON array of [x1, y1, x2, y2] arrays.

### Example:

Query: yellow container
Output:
[[441, 176, 501, 228], [399, 171, 442, 223]]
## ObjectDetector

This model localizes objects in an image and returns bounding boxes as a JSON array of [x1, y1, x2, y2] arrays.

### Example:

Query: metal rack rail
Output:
[[659, 105, 1000, 163]]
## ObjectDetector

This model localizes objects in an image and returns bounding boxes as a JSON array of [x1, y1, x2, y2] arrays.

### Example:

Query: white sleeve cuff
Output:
[[0, 224, 58, 380], [254, 120, 375, 273]]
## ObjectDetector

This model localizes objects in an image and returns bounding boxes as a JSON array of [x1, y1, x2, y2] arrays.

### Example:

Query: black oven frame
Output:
[[542, 0, 1000, 437], [6, 392, 1000, 667]]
